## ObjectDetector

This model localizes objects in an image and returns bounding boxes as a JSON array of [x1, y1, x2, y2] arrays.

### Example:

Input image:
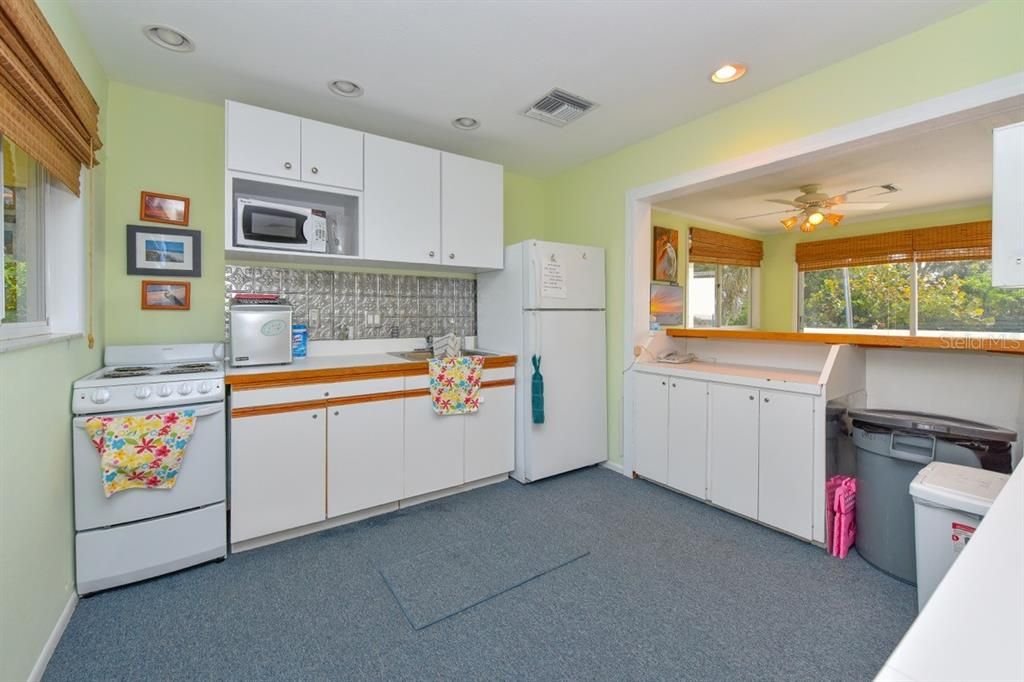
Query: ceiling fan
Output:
[[737, 183, 900, 232]]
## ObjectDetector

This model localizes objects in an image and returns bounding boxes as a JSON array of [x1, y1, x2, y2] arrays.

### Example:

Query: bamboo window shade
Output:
[[795, 221, 992, 272], [688, 227, 764, 267], [0, 0, 102, 195]]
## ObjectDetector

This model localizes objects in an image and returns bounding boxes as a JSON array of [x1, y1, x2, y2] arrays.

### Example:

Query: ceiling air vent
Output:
[[522, 88, 597, 127]]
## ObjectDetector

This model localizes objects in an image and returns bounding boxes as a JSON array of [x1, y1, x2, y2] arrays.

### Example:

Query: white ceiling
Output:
[[655, 108, 1024, 232], [64, 0, 979, 176]]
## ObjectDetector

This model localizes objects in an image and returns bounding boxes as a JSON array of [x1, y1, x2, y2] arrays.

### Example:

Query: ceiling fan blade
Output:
[[833, 202, 890, 211], [765, 198, 803, 207], [736, 208, 800, 220], [831, 184, 900, 205]]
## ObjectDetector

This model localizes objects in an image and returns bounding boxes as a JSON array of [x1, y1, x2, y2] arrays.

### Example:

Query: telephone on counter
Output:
[[656, 350, 696, 364]]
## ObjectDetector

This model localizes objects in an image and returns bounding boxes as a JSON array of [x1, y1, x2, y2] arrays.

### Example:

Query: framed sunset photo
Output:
[[140, 190, 190, 226], [141, 280, 191, 310]]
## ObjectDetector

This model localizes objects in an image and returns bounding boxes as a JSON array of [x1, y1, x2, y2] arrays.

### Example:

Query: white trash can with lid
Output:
[[910, 462, 1009, 610]]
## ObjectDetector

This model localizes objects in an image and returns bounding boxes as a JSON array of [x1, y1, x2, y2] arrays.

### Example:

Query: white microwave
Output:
[[235, 197, 328, 252]]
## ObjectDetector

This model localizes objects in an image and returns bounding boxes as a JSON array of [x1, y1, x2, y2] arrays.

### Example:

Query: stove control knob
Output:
[[91, 388, 111, 404], [197, 381, 213, 394], [157, 384, 174, 397], [135, 386, 152, 399], [178, 383, 193, 396]]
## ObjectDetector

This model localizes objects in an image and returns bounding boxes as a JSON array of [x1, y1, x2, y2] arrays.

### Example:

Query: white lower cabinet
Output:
[[230, 407, 326, 543], [667, 378, 708, 499], [326, 397, 404, 518], [757, 390, 814, 538], [403, 395, 465, 498], [634, 372, 670, 482], [708, 383, 760, 519], [464, 384, 515, 482]]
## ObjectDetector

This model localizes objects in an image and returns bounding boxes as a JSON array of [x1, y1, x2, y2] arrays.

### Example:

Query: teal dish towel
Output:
[[531, 355, 545, 424]]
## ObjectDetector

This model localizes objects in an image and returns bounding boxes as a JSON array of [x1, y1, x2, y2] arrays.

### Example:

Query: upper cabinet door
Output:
[[226, 101, 301, 180], [300, 119, 364, 190], [364, 135, 441, 265], [992, 122, 1024, 287], [441, 152, 503, 270]]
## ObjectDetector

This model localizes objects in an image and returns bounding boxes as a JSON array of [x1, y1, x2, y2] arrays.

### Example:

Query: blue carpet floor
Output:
[[45, 467, 916, 680]]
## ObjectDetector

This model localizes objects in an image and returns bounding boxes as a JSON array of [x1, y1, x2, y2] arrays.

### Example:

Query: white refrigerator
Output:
[[477, 240, 607, 482]]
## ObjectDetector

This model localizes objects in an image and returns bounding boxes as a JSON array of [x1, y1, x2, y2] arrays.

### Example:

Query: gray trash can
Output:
[[848, 409, 1015, 584]]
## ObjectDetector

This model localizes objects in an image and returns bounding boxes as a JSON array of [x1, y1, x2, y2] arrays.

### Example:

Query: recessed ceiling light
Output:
[[452, 116, 480, 131], [143, 25, 194, 53], [711, 63, 746, 84], [328, 80, 363, 98]]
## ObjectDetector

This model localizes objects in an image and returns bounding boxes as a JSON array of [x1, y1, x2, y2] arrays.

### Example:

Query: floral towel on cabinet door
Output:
[[428, 356, 484, 415], [84, 411, 198, 497]]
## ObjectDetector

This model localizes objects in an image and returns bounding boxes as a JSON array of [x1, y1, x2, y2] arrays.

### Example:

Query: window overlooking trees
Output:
[[2, 136, 47, 329], [689, 263, 753, 328], [798, 224, 1024, 337]]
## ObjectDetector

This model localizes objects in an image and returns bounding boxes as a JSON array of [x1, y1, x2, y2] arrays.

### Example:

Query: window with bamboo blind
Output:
[[0, 0, 102, 195], [688, 227, 764, 266], [795, 221, 992, 271]]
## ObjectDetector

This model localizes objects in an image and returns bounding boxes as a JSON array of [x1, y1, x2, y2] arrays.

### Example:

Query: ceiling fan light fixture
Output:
[[780, 216, 799, 231], [799, 221, 815, 233], [826, 213, 844, 227], [711, 63, 746, 84], [807, 210, 825, 226]]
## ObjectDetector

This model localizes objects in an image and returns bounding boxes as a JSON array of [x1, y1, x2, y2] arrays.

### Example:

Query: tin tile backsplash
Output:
[[224, 265, 476, 340]]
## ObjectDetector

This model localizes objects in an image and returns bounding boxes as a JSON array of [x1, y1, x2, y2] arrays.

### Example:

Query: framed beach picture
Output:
[[141, 280, 191, 310], [126, 225, 202, 277], [140, 191, 190, 226], [652, 225, 679, 283], [650, 282, 684, 326]]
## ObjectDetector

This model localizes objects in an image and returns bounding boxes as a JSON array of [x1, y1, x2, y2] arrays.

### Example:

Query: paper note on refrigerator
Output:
[[542, 260, 567, 298]]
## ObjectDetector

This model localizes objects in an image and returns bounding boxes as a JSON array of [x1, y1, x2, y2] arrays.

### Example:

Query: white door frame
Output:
[[620, 73, 1024, 477]]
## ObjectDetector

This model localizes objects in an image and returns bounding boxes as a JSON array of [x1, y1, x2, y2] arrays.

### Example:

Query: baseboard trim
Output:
[[28, 591, 77, 682], [599, 460, 627, 476]]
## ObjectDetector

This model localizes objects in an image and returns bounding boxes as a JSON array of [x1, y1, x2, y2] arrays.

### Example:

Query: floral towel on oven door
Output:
[[84, 410, 198, 497], [428, 356, 484, 415]]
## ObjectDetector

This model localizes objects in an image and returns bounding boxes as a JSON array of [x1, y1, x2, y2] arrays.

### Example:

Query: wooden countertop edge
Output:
[[226, 354, 517, 388], [665, 329, 1024, 355]]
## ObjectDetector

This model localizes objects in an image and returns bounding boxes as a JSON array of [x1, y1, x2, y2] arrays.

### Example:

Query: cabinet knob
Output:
[[284, 161, 292, 170], [449, 253, 455, 260], [764, 397, 769, 403], [311, 166, 319, 174], [312, 413, 318, 419], [661, 381, 666, 386], [324, 392, 330, 397], [748, 395, 754, 400], [334, 410, 339, 416], [429, 250, 436, 258]]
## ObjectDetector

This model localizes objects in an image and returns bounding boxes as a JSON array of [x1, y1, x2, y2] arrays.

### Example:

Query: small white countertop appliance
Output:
[[71, 343, 227, 595], [229, 296, 293, 367]]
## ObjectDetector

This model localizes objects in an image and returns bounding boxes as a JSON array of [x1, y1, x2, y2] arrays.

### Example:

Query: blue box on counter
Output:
[[292, 324, 308, 358]]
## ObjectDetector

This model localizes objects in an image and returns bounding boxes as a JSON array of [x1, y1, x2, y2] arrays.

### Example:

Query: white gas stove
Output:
[[71, 343, 227, 594], [73, 343, 225, 414]]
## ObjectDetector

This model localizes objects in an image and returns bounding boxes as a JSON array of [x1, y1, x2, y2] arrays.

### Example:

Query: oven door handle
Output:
[[73, 404, 224, 428]]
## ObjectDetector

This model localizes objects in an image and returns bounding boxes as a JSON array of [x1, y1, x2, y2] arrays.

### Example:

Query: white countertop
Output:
[[226, 352, 409, 377], [875, 464, 1024, 681]]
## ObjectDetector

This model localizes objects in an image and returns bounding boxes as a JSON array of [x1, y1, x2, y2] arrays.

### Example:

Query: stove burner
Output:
[[102, 370, 149, 378], [109, 366, 154, 372], [174, 363, 217, 370], [159, 365, 218, 375]]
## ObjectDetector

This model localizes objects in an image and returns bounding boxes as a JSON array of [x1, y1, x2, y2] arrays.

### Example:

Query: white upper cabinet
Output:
[[364, 135, 442, 265], [301, 118, 364, 190], [441, 152, 503, 270], [993, 122, 1024, 288], [226, 101, 301, 180]]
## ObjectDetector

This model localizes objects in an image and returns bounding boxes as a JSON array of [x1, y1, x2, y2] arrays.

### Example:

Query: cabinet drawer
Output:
[[232, 377, 404, 409]]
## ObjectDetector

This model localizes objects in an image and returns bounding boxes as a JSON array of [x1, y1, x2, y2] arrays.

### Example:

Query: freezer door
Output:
[[523, 240, 605, 310], [521, 310, 608, 481]]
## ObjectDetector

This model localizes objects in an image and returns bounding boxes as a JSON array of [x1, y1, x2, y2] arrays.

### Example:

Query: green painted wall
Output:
[[760, 204, 994, 331], [543, 1, 1024, 464], [0, 3, 108, 680], [504, 172, 546, 244]]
